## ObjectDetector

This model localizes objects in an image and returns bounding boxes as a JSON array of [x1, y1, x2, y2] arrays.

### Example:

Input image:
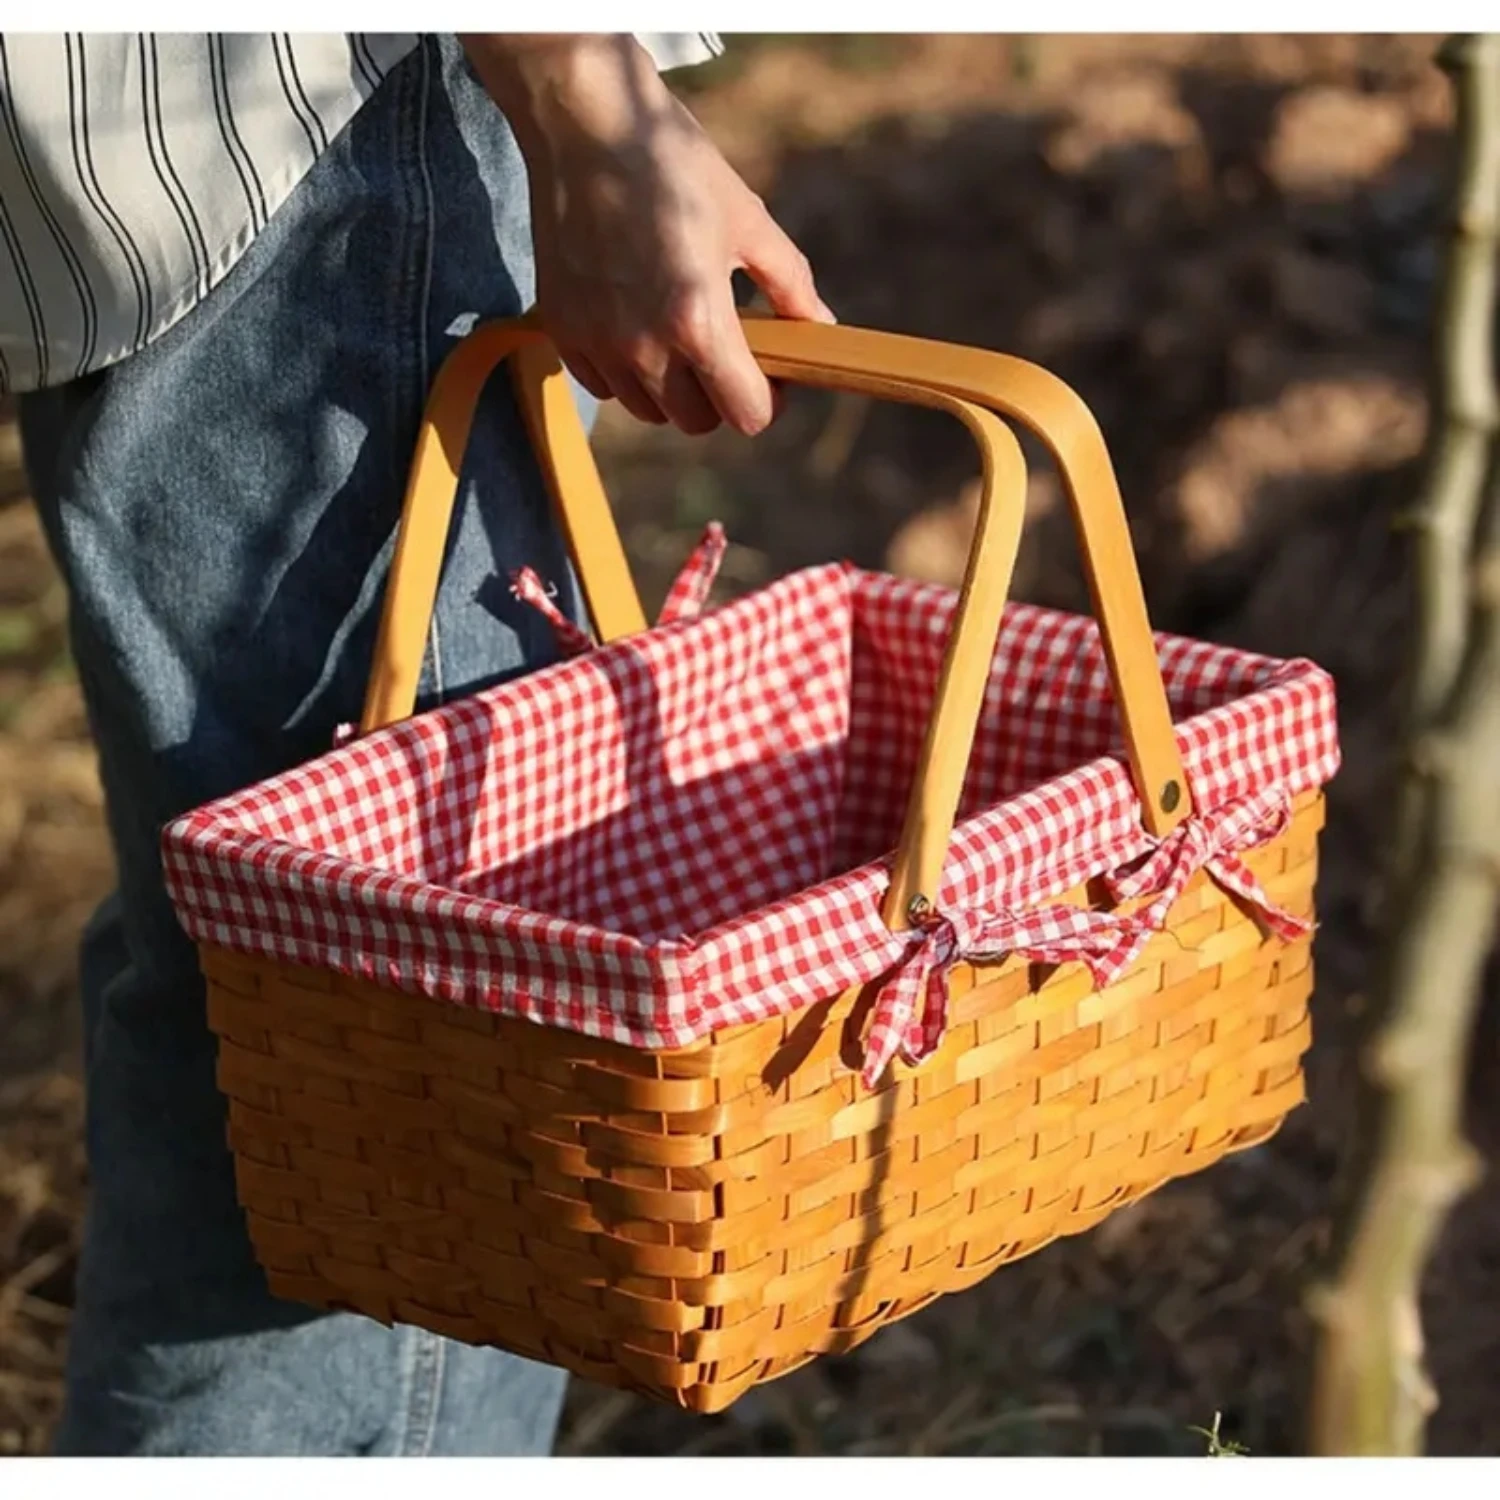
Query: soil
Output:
[[3, 33, 1497, 1458]]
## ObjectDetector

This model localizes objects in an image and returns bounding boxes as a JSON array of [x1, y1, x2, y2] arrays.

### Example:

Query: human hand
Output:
[[462, 34, 834, 436]]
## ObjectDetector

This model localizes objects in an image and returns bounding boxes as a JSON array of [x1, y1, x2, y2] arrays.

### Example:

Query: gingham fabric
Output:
[[162, 542, 1341, 1084]]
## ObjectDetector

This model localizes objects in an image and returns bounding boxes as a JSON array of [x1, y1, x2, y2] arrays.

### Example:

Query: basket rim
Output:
[[162, 563, 1340, 1053]]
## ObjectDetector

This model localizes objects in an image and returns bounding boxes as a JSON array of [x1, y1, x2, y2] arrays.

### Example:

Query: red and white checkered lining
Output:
[[162, 531, 1340, 1085]]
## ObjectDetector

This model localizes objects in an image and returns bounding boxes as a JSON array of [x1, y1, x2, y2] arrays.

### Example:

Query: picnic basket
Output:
[[161, 316, 1340, 1414]]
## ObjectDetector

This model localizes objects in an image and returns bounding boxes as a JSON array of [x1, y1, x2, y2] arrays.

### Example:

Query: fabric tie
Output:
[[656, 521, 727, 625], [863, 900, 1143, 1088], [863, 782, 1309, 1086], [1103, 782, 1308, 942], [513, 520, 727, 660], [334, 525, 729, 749], [509, 570, 594, 657]]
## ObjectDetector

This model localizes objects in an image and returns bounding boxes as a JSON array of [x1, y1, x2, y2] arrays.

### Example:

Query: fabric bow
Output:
[[863, 901, 1143, 1088], [862, 782, 1309, 1087], [1102, 782, 1308, 941]]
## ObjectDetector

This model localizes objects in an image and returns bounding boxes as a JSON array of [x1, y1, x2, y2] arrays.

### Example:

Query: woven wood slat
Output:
[[205, 790, 1324, 1413]]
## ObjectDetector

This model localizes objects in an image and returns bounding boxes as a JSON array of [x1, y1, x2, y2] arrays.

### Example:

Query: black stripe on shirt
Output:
[[0, 177, 47, 385], [208, 34, 267, 232], [282, 36, 328, 152], [68, 33, 153, 352], [138, 34, 206, 296], [0, 35, 97, 378], [353, 34, 389, 89], [147, 36, 212, 279], [348, 32, 380, 92], [271, 34, 322, 163]]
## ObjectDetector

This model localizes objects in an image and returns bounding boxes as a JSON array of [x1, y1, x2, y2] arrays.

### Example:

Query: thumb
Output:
[[735, 203, 836, 325]]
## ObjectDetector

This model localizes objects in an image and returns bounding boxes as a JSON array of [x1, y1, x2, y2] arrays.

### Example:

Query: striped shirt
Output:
[[0, 32, 724, 395]]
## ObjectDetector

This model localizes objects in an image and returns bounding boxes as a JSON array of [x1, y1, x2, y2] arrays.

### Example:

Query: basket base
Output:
[[258, 1110, 1290, 1415]]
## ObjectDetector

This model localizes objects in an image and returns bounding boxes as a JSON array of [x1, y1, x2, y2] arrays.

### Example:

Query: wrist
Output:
[[460, 34, 667, 157]]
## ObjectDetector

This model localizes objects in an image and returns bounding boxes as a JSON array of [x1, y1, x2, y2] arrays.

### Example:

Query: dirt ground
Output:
[[3, 33, 1498, 1458]]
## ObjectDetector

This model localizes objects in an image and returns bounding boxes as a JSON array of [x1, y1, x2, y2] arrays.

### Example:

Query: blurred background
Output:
[[2, 32, 1496, 1457]]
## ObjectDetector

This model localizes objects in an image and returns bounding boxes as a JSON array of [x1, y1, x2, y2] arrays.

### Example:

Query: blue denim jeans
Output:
[[19, 35, 587, 1455]]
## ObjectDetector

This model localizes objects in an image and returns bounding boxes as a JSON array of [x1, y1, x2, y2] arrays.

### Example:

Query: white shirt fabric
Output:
[[0, 32, 723, 395]]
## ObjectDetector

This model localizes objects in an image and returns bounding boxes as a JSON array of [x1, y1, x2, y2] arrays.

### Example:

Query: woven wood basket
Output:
[[175, 317, 1332, 1414]]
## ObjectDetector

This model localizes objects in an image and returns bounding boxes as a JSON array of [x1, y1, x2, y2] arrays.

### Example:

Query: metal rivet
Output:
[[1161, 779, 1182, 813]]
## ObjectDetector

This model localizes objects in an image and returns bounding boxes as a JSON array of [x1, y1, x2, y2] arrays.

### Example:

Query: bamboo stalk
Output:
[[1401, 34, 1500, 728], [1307, 33, 1500, 1457]]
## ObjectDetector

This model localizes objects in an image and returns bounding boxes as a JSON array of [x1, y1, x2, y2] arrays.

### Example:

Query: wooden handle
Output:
[[740, 319, 1191, 837], [361, 317, 1190, 926], [359, 314, 645, 737]]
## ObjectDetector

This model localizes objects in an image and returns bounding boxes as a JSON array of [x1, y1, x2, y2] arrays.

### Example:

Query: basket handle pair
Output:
[[360, 315, 1190, 931]]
